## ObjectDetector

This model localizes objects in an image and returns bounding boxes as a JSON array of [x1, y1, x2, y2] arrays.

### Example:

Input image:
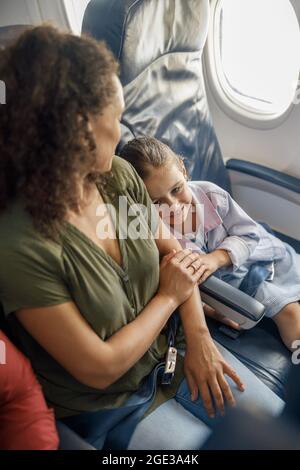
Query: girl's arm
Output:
[[191, 248, 232, 284], [213, 190, 260, 269]]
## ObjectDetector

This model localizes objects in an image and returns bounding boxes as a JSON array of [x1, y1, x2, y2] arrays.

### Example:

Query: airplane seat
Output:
[[204, 365, 300, 449], [82, 0, 292, 398], [82, 0, 230, 190]]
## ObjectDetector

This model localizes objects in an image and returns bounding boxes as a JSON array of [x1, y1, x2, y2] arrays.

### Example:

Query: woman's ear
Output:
[[87, 120, 93, 133], [78, 112, 94, 133]]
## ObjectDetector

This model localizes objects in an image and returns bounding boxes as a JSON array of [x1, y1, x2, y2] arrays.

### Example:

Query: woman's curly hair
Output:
[[0, 25, 118, 239]]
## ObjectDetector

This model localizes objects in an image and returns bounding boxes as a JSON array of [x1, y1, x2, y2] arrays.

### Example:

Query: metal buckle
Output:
[[161, 346, 178, 385], [165, 346, 177, 373]]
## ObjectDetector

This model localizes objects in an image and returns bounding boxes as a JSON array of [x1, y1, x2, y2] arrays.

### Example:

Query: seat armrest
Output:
[[200, 276, 265, 330], [226, 159, 300, 195]]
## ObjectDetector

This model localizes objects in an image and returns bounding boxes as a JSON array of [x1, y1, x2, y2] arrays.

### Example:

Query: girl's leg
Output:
[[272, 302, 300, 351]]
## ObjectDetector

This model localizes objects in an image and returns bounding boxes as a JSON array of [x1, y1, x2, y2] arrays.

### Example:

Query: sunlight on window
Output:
[[218, 0, 300, 114], [64, 0, 90, 35]]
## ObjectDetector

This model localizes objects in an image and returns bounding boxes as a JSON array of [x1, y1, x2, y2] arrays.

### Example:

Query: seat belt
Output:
[[61, 311, 180, 450], [104, 311, 180, 449]]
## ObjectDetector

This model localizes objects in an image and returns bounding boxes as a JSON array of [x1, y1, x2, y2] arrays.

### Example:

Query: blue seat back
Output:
[[82, 0, 230, 190]]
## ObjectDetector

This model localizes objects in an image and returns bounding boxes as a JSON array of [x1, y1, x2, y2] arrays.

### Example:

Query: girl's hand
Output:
[[194, 250, 232, 284], [183, 333, 245, 418], [158, 249, 203, 306]]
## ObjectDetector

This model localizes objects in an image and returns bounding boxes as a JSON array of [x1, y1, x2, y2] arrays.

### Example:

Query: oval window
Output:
[[215, 0, 300, 115]]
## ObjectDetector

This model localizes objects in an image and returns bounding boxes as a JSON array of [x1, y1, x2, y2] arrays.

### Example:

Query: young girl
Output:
[[120, 136, 300, 351]]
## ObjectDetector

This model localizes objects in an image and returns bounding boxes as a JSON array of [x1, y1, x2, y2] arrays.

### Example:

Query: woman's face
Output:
[[144, 158, 193, 229], [89, 75, 125, 173]]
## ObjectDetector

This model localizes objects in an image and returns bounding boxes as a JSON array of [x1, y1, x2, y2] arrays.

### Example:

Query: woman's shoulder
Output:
[[0, 200, 70, 317], [106, 155, 145, 198], [0, 199, 63, 260], [111, 154, 134, 175], [110, 155, 138, 184]]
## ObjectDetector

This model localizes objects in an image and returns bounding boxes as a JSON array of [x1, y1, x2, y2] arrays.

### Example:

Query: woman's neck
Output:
[[67, 180, 101, 221]]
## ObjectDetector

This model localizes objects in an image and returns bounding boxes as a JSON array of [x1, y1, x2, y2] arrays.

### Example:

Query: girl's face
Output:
[[144, 157, 193, 229]]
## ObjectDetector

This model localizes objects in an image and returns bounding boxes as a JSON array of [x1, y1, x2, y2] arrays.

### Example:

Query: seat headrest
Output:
[[82, 0, 230, 189], [0, 25, 30, 49], [82, 0, 210, 86]]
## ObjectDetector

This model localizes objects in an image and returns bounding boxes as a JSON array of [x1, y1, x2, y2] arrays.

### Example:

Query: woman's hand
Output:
[[183, 332, 245, 418], [158, 249, 203, 306], [194, 250, 232, 284]]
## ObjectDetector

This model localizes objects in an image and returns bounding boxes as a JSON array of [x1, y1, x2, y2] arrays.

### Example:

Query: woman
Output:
[[0, 26, 283, 449]]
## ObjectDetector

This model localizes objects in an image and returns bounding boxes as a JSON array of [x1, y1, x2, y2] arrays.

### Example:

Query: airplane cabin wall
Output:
[[0, 0, 69, 30], [204, 0, 300, 181]]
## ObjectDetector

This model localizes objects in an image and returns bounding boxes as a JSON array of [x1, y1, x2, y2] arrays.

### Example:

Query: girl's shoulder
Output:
[[188, 180, 228, 213], [187, 180, 228, 198]]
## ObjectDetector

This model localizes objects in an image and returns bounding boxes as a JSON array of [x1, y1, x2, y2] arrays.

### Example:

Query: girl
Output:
[[120, 136, 300, 351]]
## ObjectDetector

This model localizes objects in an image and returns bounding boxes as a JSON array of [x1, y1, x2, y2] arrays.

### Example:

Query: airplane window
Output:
[[63, 0, 90, 35], [215, 0, 300, 115]]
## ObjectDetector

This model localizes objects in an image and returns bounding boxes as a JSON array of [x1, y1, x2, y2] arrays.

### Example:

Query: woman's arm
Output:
[[155, 219, 245, 418], [15, 249, 201, 390], [155, 218, 210, 337], [15, 296, 174, 389]]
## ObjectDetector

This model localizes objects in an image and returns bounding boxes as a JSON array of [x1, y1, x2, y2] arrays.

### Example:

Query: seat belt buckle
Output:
[[161, 346, 177, 385]]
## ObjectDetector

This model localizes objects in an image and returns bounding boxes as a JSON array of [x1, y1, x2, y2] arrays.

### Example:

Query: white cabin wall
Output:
[[0, 0, 37, 26], [204, 0, 300, 180], [0, 0, 69, 30], [205, 79, 300, 179]]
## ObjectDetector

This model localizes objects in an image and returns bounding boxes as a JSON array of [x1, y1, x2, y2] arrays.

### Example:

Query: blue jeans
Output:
[[128, 342, 284, 450]]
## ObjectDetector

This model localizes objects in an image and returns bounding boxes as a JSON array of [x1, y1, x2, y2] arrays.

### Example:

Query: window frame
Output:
[[204, 0, 300, 129]]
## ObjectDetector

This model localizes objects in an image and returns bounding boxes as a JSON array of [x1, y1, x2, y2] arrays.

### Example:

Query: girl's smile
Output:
[[144, 157, 196, 232]]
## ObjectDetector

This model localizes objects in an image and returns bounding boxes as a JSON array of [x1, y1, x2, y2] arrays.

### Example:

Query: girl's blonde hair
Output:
[[119, 136, 185, 179]]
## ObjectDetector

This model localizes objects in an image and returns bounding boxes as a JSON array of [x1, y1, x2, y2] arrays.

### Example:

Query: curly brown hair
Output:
[[0, 25, 118, 239]]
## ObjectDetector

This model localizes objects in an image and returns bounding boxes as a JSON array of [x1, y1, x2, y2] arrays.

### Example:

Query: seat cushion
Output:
[[207, 318, 291, 399]]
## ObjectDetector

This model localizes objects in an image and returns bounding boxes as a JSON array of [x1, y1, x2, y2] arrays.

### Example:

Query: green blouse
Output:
[[0, 156, 186, 419]]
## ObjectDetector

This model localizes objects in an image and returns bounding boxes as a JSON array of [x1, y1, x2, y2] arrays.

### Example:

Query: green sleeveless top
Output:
[[0, 156, 185, 419]]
